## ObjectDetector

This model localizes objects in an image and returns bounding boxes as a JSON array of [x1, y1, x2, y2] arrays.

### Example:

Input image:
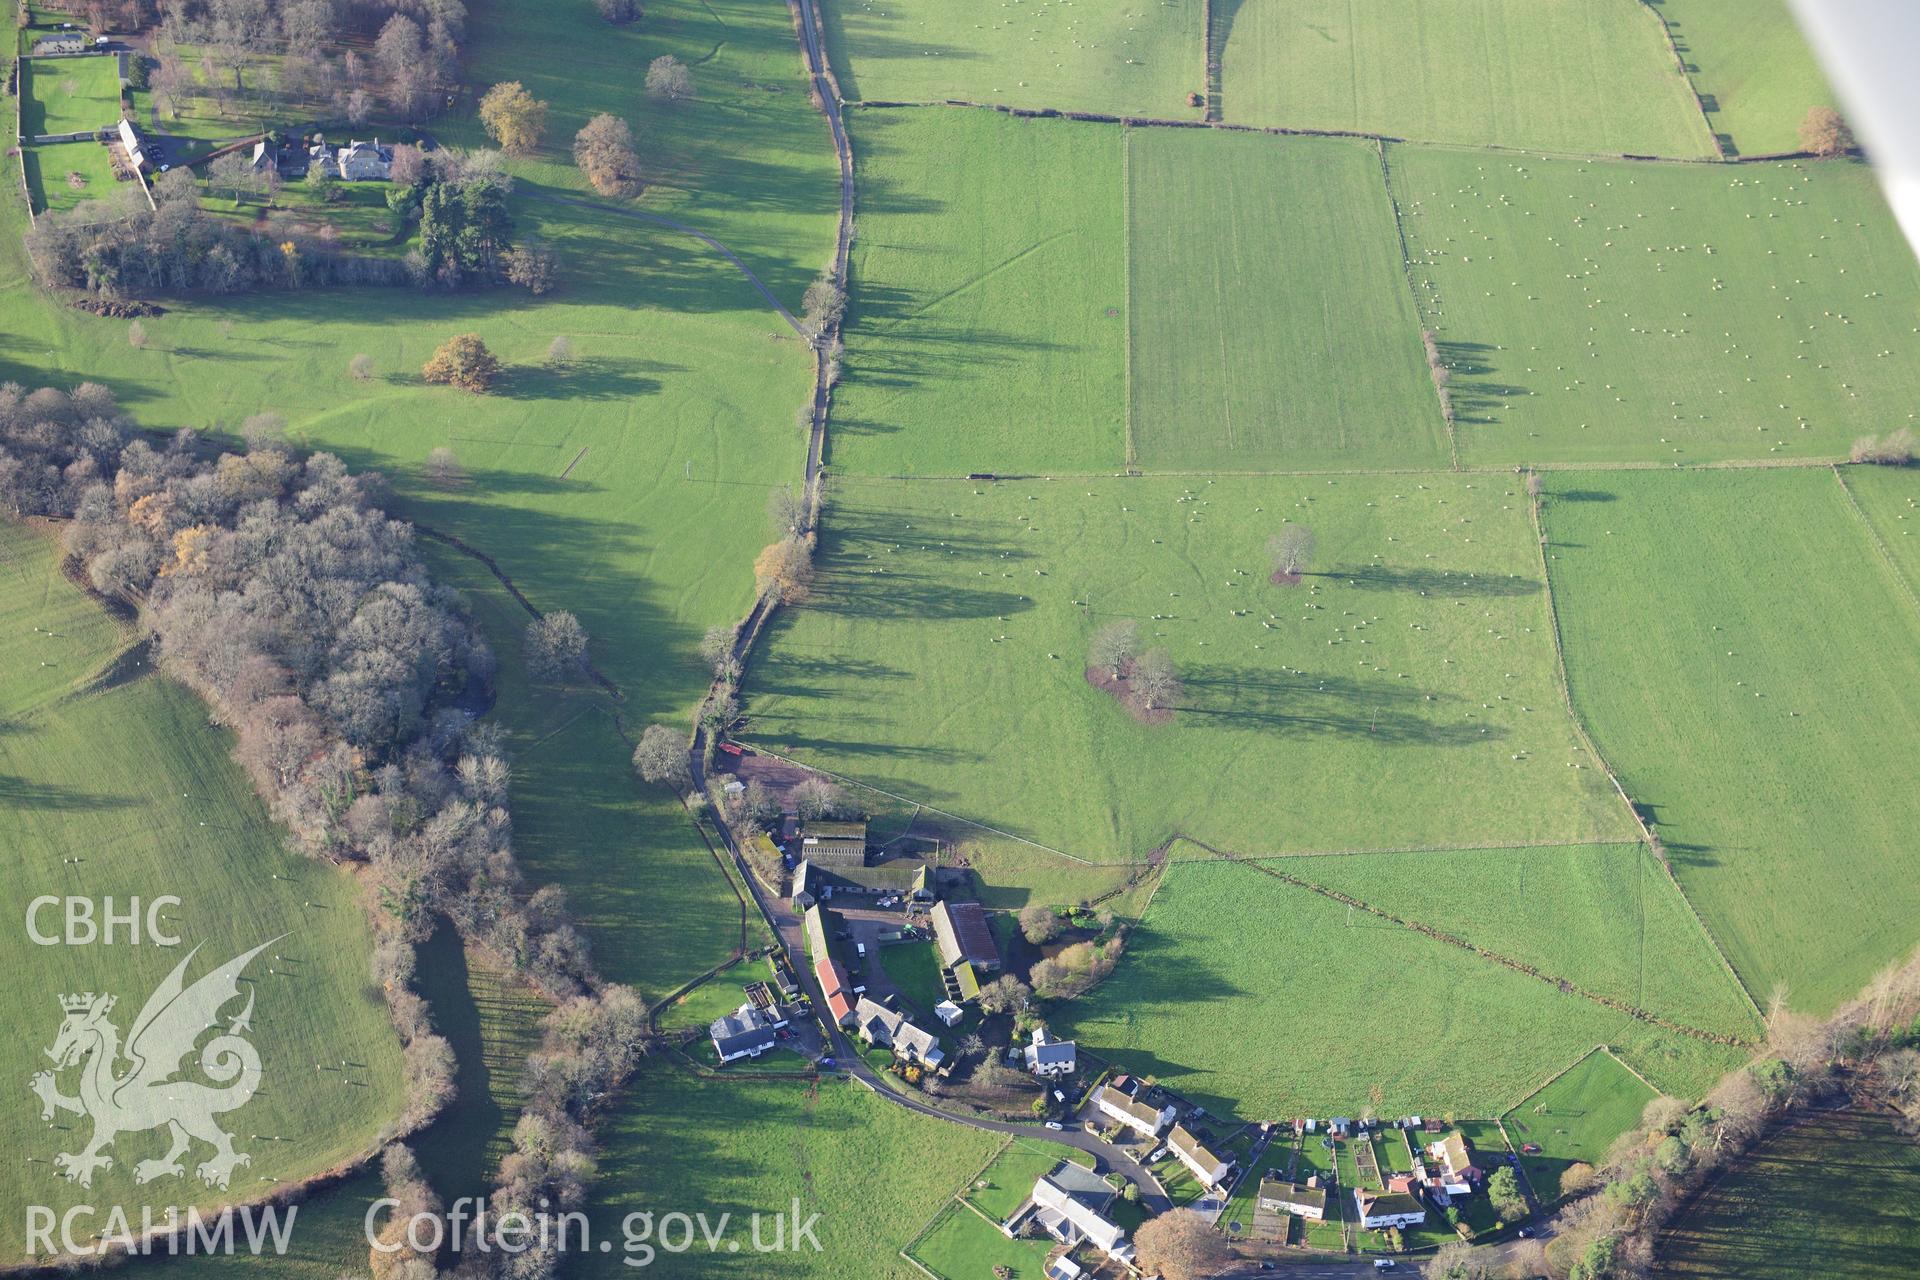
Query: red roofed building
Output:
[[814, 956, 856, 1026]]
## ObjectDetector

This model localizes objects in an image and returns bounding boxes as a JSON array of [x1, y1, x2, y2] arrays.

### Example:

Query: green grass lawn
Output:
[[1650, 0, 1837, 156], [1657, 1108, 1920, 1279], [658, 971, 762, 1031], [579, 1069, 1002, 1279], [1502, 1048, 1656, 1203], [830, 108, 1127, 475], [1273, 843, 1761, 1040], [0, 522, 407, 1263], [909, 1202, 1056, 1280], [22, 138, 126, 214], [1544, 469, 1920, 1013], [200, 177, 413, 256], [1294, 1135, 1348, 1250], [1052, 859, 1744, 1121], [1215, 0, 1715, 156], [1221, 1133, 1296, 1238], [877, 938, 953, 1024], [960, 1139, 1070, 1221], [819, 0, 1205, 118], [20, 55, 123, 137], [1125, 128, 1446, 473], [1393, 148, 1920, 467], [743, 472, 1631, 860]]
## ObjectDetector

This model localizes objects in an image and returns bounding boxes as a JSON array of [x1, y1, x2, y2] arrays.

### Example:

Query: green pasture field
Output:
[[0, 522, 407, 1264], [1651, 0, 1837, 156], [1839, 464, 1920, 597], [1657, 1108, 1920, 1279], [1214, 0, 1714, 157], [22, 138, 124, 214], [1125, 129, 1446, 472], [1392, 148, 1920, 467], [1502, 1048, 1656, 1203], [1051, 859, 1744, 1120], [830, 108, 1127, 475], [960, 1139, 1068, 1222], [1544, 469, 1920, 1013], [579, 1070, 1003, 1279], [742, 472, 1631, 860], [909, 1202, 1055, 1280], [1273, 843, 1761, 1039], [428, 553, 745, 1004], [818, 0, 1204, 118], [20, 56, 123, 138]]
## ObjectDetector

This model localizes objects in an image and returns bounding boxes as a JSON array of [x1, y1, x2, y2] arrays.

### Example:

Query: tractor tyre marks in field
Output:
[[1192, 843, 1754, 1047]]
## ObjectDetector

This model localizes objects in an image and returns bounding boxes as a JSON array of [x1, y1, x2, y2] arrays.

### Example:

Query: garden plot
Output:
[[1215, 0, 1715, 157], [1392, 148, 1920, 466], [1126, 129, 1447, 472], [1544, 469, 1920, 1013], [19, 55, 122, 137], [1502, 1047, 1657, 1202], [818, 0, 1204, 118], [1651, 0, 1837, 156], [742, 472, 1631, 860], [829, 109, 1128, 475], [1052, 860, 1744, 1120]]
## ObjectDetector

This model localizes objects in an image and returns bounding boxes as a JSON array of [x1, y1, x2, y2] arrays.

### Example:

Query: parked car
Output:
[[1043, 1121, 1063, 1131], [1522, 1143, 1543, 1154], [1373, 1262, 1396, 1271], [1517, 1227, 1535, 1239]]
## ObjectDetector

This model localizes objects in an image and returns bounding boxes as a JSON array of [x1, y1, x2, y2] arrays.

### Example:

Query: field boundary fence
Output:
[[1635, 0, 1726, 159], [1201, 0, 1221, 122], [1526, 489, 1765, 1026], [1375, 139, 1458, 469], [1831, 464, 1920, 621]]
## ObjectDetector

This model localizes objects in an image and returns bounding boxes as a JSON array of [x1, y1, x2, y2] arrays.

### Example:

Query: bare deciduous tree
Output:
[[645, 55, 694, 103], [1133, 1209, 1232, 1280], [1798, 106, 1854, 157], [524, 611, 588, 681], [631, 723, 690, 789], [1269, 525, 1316, 578], [422, 446, 464, 488], [572, 113, 643, 197], [767, 484, 806, 536], [1088, 618, 1139, 679], [1134, 647, 1180, 710], [1020, 903, 1061, 945], [350, 353, 374, 382], [754, 535, 815, 603]]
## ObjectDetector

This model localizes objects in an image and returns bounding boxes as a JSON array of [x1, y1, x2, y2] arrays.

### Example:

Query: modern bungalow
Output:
[[1010, 1161, 1132, 1265], [1166, 1124, 1233, 1189], [1355, 1188, 1429, 1231], [1023, 1026, 1077, 1077], [931, 900, 1001, 972], [1257, 1176, 1327, 1221], [708, 1004, 777, 1064], [1089, 1084, 1175, 1139]]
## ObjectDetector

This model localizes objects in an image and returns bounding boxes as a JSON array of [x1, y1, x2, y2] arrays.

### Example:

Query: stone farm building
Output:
[[932, 899, 1000, 971], [852, 995, 944, 1068], [798, 819, 868, 867], [1090, 1083, 1175, 1138]]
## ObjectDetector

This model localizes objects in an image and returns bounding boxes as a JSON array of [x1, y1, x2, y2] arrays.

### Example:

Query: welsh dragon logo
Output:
[[29, 940, 277, 1190]]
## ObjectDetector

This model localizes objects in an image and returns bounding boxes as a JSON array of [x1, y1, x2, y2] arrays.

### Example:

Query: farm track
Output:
[[1183, 839, 1754, 1047]]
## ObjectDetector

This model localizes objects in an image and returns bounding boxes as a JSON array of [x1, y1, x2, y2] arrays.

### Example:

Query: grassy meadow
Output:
[[1270, 843, 1761, 1040], [1393, 148, 1920, 467], [1840, 464, 1920, 597], [1651, 0, 1838, 156], [1656, 1108, 1920, 1279], [1502, 1048, 1657, 1202], [1544, 469, 1920, 1013], [1214, 0, 1714, 156], [818, 0, 1205, 117], [577, 1070, 1003, 1279], [742, 472, 1631, 860], [1053, 859, 1744, 1121], [830, 108, 1127, 475], [0, 523, 408, 1264], [1125, 129, 1446, 472]]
